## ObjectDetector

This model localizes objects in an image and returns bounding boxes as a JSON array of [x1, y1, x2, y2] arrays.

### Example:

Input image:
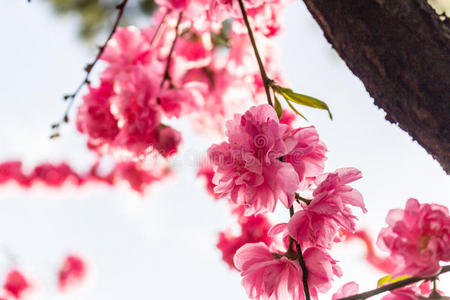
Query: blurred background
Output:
[[1, 1, 449, 299]]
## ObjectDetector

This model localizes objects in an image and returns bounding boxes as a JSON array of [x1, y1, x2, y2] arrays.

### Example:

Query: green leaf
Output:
[[285, 97, 307, 121], [278, 87, 333, 120], [274, 95, 283, 119], [377, 274, 410, 288]]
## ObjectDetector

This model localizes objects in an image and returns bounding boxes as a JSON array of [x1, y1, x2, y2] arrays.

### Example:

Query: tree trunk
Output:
[[301, 0, 450, 173]]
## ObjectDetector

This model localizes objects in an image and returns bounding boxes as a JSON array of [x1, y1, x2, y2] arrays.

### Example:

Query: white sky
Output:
[[0, 1, 448, 299]]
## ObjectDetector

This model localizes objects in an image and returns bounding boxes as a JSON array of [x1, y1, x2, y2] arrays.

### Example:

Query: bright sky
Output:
[[1, 1, 449, 300]]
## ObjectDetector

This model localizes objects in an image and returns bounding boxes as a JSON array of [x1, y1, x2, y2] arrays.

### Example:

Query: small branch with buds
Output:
[[339, 265, 450, 300], [50, 0, 129, 138]]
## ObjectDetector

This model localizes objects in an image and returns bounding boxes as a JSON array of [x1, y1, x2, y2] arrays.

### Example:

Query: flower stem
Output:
[[338, 265, 450, 300], [237, 0, 273, 106], [289, 206, 311, 300], [55, 0, 129, 130], [160, 11, 183, 89]]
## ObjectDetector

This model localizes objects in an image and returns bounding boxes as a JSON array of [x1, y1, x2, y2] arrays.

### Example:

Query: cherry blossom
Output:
[[331, 281, 359, 300], [288, 168, 365, 248], [208, 104, 299, 215], [377, 198, 450, 277], [3, 270, 30, 299], [284, 126, 327, 190], [234, 242, 342, 300], [58, 255, 87, 291], [217, 206, 272, 268]]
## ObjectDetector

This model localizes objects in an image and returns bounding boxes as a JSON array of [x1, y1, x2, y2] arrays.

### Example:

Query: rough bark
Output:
[[302, 0, 450, 173]]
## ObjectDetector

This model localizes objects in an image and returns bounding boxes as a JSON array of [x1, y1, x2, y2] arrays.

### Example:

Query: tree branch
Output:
[[339, 265, 450, 300], [237, 0, 273, 106], [51, 0, 129, 136], [301, 0, 450, 173]]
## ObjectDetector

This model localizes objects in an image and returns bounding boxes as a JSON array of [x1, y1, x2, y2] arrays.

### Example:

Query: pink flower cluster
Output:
[[76, 0, 291, 160], [377, 198, 450, 277], [235, 242, 342, 300], [208, 104, 326, 215], [0, 160, 168, 193], [207, 104, 366, 299]]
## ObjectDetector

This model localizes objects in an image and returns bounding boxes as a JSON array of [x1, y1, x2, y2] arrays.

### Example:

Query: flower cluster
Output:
[[208, 104, 327, 216], [377, 198, 450, 277], [207, 104, 366, 299], [0, 160, 168, 193], [76, 0, 291, 161]]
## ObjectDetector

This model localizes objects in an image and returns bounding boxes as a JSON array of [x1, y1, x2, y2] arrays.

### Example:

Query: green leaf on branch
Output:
[[274, 86, 332, 120], [274, 95, 283, 119], [285, 98, 307, 121], [377, 274, 410, 288]]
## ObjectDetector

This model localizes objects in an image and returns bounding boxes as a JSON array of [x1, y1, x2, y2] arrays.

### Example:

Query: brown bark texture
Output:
[[302, 0, 450, 173]]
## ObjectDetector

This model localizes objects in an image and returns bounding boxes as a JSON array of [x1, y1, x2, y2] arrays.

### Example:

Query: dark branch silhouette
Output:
[[50, 0, 129, 138]]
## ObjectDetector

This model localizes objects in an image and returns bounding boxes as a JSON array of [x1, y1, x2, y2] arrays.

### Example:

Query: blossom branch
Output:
[[338, 265, 450, 300], [159, 11, 183, 89], [51, 0, 129, 135], [289, 206, 311, 300], [237, 0, 273, 106]]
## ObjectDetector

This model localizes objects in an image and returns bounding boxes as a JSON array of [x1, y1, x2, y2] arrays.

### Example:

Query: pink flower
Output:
[[310, 168, 366, 229], [208, 104, 299, 215], [0, 161, 29, 187], [101, 26, 153, 80], [3, 270, 30, 299], [284, 126, 327, 190], [158, 88, 198, 118], [174, 38, 212, 69], [288, 209, 340, 249], [58, 255, 87, 291], [155, 0, 188, 10], [31, 163, 81, 186], [197, 159, 220, 199], [234, 242, 341, 300], [153, 126, 182, 157], [114, 162, 169, 193], [288, 168, 365, 248], [217, 206, 272, 268], [279, 109, 296, 127], [332, 282, 359, 300], [377, 198, 450, 277], [76, 81, 119, 152]]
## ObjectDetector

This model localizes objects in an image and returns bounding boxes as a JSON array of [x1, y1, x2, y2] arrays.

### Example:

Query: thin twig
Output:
[[339, 265, 450, 300], [52, 0, 129, 133], [289, 206, 311, 300], [159, 11, 183, 89], [237, 0, 273, 106], [150, 10, 171, 47]]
